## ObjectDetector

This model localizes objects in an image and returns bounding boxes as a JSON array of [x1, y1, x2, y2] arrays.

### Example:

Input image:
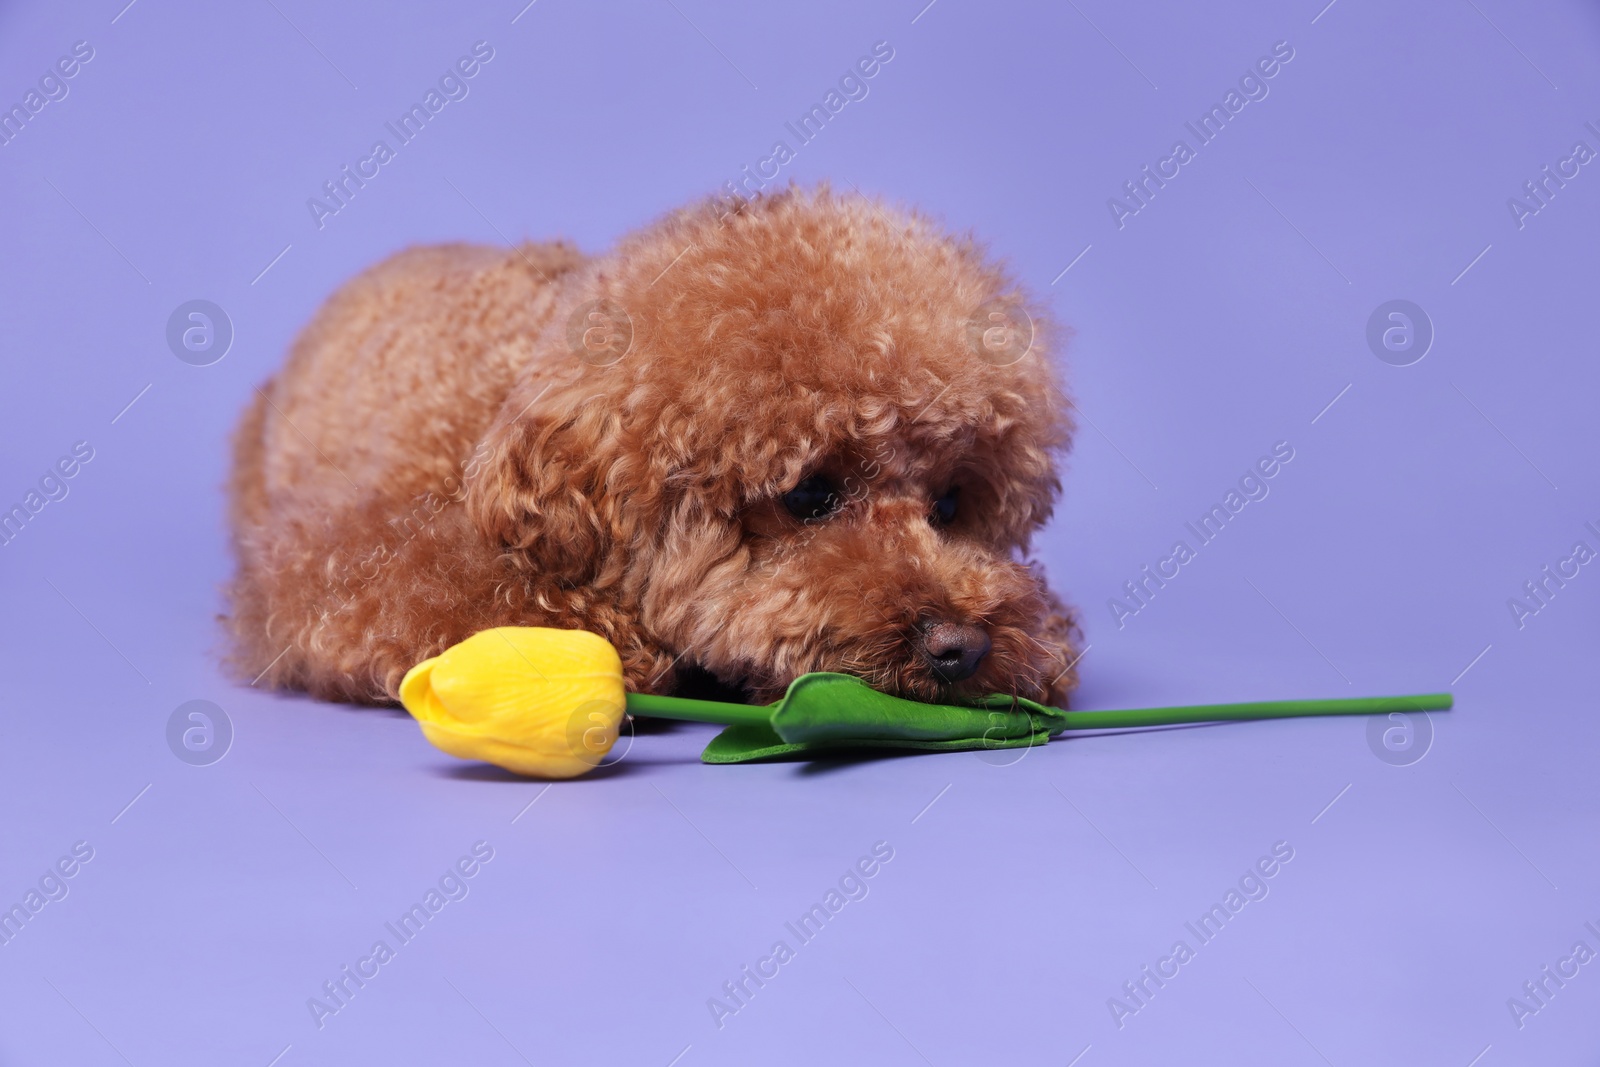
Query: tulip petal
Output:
[[400, 627, 628, 779], [399, 655, 447, 723], [430, 627, 620, 724], [417, 719, 617, 780]]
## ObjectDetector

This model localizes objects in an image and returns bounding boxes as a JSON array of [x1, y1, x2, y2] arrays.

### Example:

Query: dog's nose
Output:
[[918, 620, 991, 682]]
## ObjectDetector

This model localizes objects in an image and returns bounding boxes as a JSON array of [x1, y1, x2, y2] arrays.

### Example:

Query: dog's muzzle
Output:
[[917, 619, 991, 682]]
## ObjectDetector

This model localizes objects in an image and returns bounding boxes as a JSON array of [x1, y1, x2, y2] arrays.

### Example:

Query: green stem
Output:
[[629, 688, 1454, 734], [626, 692, 772, 728], [1054, 692, 1453, 731]]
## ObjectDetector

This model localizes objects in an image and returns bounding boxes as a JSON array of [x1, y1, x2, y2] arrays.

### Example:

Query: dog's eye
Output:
[[931, 486, 959, 526], [782, 476, 841, 521]]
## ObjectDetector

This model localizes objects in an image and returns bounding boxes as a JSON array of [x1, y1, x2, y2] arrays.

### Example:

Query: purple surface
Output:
[[2, 0, 1597, 1063]]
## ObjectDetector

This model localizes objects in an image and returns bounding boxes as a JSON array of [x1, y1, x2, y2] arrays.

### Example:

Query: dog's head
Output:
[[470, 185, 1076, 705]]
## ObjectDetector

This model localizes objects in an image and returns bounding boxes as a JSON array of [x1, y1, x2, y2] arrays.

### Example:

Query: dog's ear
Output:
[[466, 381, 648, 586]]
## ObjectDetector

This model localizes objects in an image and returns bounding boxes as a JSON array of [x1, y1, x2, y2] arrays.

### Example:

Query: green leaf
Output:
[[700, 722, 795, 763], [699, 672, 1069, 765], [699, 722, 1056, 764], [693, 673, 1458, 765]]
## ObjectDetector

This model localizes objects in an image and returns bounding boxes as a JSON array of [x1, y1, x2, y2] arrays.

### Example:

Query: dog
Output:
[[227, 184, 1081, 710]]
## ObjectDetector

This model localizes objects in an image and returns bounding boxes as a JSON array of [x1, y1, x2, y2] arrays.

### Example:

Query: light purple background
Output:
[[2, 1, 1597, 1064]]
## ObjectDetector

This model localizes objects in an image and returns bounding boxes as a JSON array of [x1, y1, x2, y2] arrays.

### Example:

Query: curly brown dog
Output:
[[228, 185, 1081, 709]]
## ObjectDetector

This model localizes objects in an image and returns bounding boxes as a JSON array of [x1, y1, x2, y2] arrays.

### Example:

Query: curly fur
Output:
[[227, 185, 1081, 709]]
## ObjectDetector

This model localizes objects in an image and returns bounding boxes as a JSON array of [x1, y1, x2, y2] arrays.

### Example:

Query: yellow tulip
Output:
[[399, 627, 626, 779]]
